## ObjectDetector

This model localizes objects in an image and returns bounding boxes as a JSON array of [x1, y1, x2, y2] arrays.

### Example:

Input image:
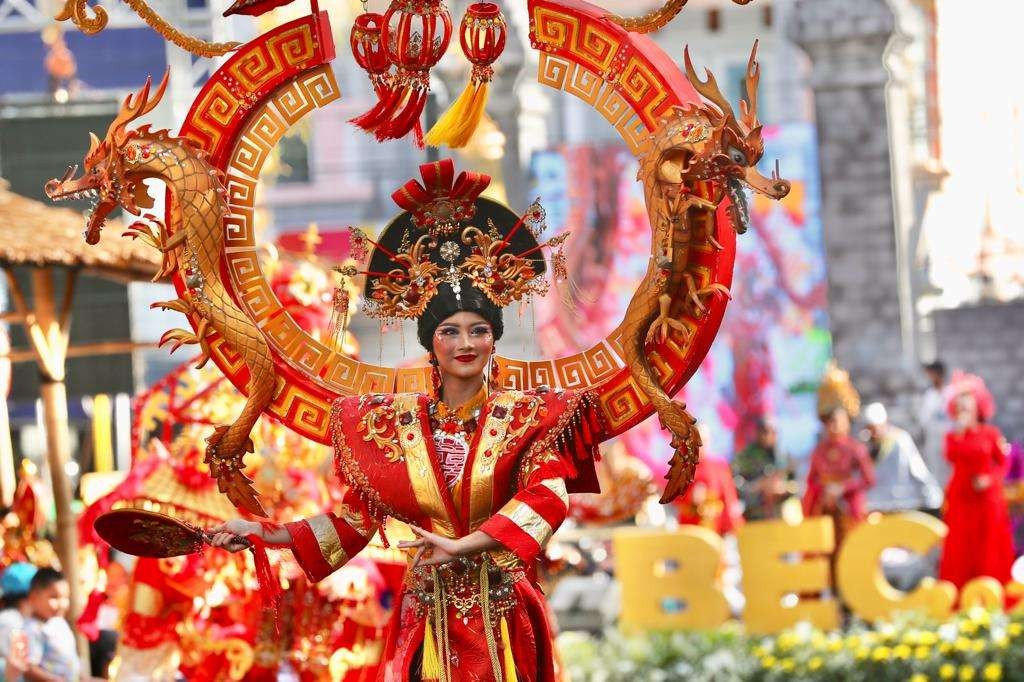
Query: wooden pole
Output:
[[21, 268, 87, 666], [0, 326, 14, 507]]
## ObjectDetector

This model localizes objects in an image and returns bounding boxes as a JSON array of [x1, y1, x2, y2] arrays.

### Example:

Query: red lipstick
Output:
[[454, 354, 477, 363]]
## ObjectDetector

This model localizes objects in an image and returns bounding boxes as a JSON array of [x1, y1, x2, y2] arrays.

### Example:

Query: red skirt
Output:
[[379, 575, 558, 681]]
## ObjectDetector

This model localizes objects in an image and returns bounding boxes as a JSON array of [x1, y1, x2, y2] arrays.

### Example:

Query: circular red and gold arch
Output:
[[173, 0, 735, 446]]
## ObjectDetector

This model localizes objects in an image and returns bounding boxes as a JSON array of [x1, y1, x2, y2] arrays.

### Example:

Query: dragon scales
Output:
[[626, 43, 791, 503], [45, 72, 274, 516]]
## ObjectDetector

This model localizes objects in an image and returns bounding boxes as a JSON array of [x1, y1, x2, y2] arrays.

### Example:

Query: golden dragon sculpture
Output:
[[45, 72, 273, 517], [626, 43, 790, 503], [605, 0, 755, 34]]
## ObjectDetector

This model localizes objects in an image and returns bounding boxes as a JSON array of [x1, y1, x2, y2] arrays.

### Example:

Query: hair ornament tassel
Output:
[[425, 3, 506, 148]]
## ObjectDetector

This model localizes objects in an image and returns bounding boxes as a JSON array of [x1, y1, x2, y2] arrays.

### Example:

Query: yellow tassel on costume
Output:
[[500, 616, 519, 682], [422, 617, 442, 681], [424, 80, 490, 149]]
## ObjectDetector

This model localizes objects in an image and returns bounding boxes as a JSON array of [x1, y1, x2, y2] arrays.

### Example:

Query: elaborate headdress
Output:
[[944, 370, 995, 422], [337, 159, 568, 344], [816, 361, 861, 419]]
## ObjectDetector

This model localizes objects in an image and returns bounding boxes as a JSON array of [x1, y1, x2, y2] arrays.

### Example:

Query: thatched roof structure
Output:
[[0, 179, 159, 281]]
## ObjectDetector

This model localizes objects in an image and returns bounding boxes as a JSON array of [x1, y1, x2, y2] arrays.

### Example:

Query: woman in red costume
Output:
[[938, 372, 1014, 589], [210, 161, 603, 681], [802, 364, 875, 538]]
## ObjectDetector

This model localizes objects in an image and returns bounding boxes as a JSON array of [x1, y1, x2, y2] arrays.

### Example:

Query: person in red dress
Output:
[[938, 372, 1014, 589], [677, 424, 744, 536], [802, 363, 876, 534]]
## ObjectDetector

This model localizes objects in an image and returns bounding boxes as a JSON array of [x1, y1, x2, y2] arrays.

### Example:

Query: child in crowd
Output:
[[0, 562, 37, 681], [25, 569, 79, 682]]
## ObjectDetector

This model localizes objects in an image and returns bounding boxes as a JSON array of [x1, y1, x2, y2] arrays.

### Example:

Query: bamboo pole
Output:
[[23, 268, 87, 666], [0, 327, 13, 507]]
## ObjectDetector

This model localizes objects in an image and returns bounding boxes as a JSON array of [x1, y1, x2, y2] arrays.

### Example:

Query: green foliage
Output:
[[558, 609, 1024, 682]]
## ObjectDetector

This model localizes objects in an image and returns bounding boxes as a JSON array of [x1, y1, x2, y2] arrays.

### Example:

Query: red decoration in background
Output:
[[351, 0, 452, 142]]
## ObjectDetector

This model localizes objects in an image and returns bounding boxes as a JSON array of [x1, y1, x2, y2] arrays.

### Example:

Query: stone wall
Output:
[[789, 0, 920, 421], [932, 301, 1024, 441]]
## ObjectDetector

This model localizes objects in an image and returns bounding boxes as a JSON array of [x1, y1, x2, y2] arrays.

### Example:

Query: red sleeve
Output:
[[802, 446, 823, 514], [285, 491, 378, 582], [944, 431, 958, 465], [479, 467, 569, 564]]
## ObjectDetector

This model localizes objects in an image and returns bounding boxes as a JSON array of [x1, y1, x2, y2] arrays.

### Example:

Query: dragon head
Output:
[[656, 42, 790, 233], [45, 70, 169, 245]]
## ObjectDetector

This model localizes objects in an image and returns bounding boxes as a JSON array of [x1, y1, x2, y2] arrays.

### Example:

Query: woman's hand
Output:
[[398, 525, 466, 568], [207, 519, 261, 552], [972, 474, 992, 492]]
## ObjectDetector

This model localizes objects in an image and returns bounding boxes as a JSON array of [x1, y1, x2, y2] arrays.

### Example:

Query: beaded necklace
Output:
[[429, 383, 488, 437]]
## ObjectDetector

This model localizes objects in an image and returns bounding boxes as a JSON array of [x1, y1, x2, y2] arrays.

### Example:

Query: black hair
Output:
[[923, 360, 946, 377], [416, 282, 504, 351], [29, 568, 65, 593], [0, 593, 27, 610]]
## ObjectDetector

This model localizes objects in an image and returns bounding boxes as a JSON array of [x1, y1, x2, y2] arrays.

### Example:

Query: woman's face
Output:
[[955, 392, 978, 426], [825, 409, 850, 438], [432, 311, 494, 383]]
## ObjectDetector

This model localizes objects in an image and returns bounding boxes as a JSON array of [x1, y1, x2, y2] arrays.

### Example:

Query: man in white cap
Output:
[[863, 402, 943, 512]]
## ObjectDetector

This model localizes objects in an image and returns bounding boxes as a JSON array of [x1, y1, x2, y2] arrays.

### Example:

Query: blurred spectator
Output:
[[677, 424, 744, 536], [732, 418, 793, 520], [918, 360, 952, 488], [939, 373, 1015, 590], [803, 408, 876, 533], [0, 562, 36, 681], [25, 568, 80, 682], [863, 402, 943, 512], [1005, 442, 1024, 555]]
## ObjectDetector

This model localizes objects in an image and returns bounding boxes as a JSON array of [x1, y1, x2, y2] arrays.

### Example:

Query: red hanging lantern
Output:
[[461, 2, 506, 79], [425, 2, 506, 148], [350, 12, 390, 84], [350, 10, 429, 146], [351, 0, 452, 142]]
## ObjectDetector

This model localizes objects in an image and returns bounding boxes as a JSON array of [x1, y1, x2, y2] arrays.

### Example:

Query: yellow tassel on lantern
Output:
[[500, 615, 518, 682], [425, 79, 490, 149], [422, 616, 442, 681]]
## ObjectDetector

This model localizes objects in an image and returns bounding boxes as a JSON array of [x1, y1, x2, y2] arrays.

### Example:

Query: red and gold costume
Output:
[[802, 363, 875, 541], [802, 435, 875, 524], [284, 388, 602, 681]]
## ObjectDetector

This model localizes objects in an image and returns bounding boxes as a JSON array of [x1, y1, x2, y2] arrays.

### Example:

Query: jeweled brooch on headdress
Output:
[[334, 159, 569, 328]]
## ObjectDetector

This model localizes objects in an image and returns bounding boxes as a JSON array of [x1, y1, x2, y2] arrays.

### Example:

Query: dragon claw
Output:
[[684, 275, 730, 316], [205, 426, 266, 517]]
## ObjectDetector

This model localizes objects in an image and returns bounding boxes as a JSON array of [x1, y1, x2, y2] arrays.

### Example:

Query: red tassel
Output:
[[246, 534, 281, 614], [351, 84, 403, 131], [413, 119, 425, 148], [378, 86, 426, 140]]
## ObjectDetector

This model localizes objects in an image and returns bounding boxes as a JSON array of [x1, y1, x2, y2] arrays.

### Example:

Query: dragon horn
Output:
[[739, 40, 760, 131], [140, 67, 171, 119], [107, 69, 170, 145], [683, 45, 736, 122], [87, 132, 101, 158]]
